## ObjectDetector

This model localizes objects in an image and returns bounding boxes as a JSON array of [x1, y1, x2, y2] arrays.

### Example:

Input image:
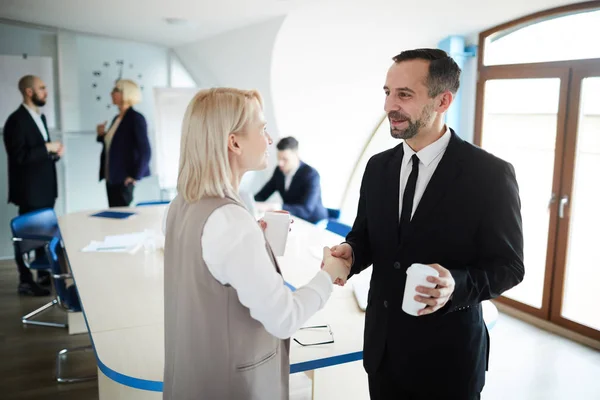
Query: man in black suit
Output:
[[255, 137, 328, 223], [331, 49, 524, 399], [3, 75, 64, 296]]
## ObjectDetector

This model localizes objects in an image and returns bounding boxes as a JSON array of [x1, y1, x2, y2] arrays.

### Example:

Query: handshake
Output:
[[321, 244, 353, 286]]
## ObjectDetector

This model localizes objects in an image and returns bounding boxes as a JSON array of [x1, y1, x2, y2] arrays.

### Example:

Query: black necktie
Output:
[[399, 154, 419, 239]]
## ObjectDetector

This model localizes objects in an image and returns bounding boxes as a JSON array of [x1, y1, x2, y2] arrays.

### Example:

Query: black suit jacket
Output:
[[255, 162, 328, 223], [97, 107, 152, 184], [3, 105, 58, 208], [346, 130, 524, 396]]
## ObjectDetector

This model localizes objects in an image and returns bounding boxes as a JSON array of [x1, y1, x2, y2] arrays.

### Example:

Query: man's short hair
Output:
[[276, 137, 299, 151], [18, 75, 37, 96], [392, 49, 461, 97]]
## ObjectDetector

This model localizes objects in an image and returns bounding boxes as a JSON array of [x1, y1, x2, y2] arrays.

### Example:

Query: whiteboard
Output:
[[153, 87, 199, 189], [0, 55, 56, 129]]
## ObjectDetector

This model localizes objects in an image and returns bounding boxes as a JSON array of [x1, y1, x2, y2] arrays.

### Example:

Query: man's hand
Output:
[[321, 246, 351, 284], [414, 263, 455, 316], [124, 177, 136, 186], [45, 141, 61, 154], [328, 243, 353, 286]]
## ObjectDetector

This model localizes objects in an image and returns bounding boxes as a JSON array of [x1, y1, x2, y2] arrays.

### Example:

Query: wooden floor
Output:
[[0, 260, 99, 400]]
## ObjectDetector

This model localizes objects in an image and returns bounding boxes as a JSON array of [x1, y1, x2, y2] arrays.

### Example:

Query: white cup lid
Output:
[[406, 263, 440, 277]]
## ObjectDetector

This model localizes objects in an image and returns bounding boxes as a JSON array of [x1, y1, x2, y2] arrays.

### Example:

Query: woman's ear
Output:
[[228, 133, 242, 155]]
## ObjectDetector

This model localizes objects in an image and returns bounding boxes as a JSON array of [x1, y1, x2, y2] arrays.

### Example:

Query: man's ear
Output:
[[436, 91, 454, 113]]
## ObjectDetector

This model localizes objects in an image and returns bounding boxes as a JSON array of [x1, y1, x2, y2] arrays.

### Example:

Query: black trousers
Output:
[[368, 350, 481, 400], [15, 202, 55, 283], [106, 182, 135, 207]]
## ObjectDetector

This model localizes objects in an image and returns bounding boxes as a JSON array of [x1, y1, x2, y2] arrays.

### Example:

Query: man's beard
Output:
[[32, 93, 46, 107], [389, 104, 433, 140]]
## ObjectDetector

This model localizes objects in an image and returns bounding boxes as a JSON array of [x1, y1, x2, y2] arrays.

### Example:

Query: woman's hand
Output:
[[258, 210, 294, 232], [97, 121, 107, 136], [124, 177, 136, 186]]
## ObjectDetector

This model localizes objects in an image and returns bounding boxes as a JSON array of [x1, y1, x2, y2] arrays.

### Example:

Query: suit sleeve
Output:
[[281, 170, 323, 220], [346, 160, 373, 277], [254, 171, 277, 201], [3, 116, 49, 166], [132, 113, 152, 180], [449, 162, 524, 309]]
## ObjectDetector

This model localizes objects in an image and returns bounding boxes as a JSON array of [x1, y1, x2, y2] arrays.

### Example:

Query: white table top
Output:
[[60, 205, 497, 392], [60, 205, 366, 391]]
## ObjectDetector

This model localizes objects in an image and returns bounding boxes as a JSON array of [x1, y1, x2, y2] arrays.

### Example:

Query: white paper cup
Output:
[[402, 263, 440, 316], [263, 211, 291, 256]]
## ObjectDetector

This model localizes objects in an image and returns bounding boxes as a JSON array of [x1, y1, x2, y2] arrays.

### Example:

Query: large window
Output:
[[475, 2, 600, 341]]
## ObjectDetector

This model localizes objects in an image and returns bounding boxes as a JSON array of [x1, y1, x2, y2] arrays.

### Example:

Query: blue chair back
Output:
[[136, 201, 170, 207], [326, 208, 341, 220], [326, 220, 351, 237], [10, 208, 61, 254], [47, 237, 81, 312]]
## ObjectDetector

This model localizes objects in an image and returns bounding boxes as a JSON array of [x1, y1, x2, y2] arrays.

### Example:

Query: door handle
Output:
[[559, 195, 569, 219]]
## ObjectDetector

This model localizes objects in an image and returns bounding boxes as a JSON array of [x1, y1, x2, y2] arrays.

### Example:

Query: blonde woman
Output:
[[96, 79, 151, 207], [163, 88, 350, 400]]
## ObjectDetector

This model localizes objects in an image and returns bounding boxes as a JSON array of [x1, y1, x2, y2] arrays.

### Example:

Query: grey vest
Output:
[[163, 195, 290, 400]]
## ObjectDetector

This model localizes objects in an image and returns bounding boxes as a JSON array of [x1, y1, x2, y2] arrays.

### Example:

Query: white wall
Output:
[[57, 31, 170, 213], [174, 16, 286, 194], [0, 20, 194, 258], [271, 2, 458, 209]]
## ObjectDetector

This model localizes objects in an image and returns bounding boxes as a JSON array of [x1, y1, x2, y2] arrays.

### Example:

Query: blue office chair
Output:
[[316, 208, 342, 228], [10, 209, 65, 328], [48, 237, 96, 384], [325, 220, 351, 237], [327, 208, 341, 220], [136, 200, 170, 206]]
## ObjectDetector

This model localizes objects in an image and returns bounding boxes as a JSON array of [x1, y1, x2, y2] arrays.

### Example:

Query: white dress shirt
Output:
[[284, 166, 299, 192], [162, 202, 333, 340], [22, 103, 49, 142], [399, 127, 451, 220]]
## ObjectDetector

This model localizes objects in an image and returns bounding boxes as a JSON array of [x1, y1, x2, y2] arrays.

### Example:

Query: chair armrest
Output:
[[52, 273, 73, 280], [13, 233, 55, 243]]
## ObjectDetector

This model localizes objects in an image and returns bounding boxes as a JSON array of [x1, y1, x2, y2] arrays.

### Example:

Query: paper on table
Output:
[[81, 232, 147, 254]]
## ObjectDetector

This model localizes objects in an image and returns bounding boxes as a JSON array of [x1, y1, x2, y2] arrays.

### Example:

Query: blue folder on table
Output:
[[90, 211, 136, 219]]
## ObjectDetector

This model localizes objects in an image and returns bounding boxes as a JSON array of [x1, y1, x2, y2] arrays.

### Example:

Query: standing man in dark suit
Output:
[[3, 75, 64, 296], [254, 137, 328, 223], [330, 49, 524, 399]]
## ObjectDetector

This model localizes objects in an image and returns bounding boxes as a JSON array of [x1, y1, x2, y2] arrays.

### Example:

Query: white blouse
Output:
[[163, 203, 333, 339]]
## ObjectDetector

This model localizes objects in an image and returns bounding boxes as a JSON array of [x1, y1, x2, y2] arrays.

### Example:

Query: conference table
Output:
[[59, 204, 498, 399]]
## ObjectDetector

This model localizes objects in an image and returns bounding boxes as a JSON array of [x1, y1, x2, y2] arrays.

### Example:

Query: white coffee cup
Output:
[[263, 211, 291, 256], [402, 263, 440, 316]]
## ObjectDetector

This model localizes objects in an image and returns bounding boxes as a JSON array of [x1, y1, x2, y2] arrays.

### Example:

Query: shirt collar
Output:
[[402, 126, 451, 167], [22, 103, 41, 116], [285, 163, 301, 178]]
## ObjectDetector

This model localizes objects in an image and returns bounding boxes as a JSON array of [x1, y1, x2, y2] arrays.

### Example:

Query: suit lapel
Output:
[[385, 144, 403, 244], [408, 130, 464, 230]]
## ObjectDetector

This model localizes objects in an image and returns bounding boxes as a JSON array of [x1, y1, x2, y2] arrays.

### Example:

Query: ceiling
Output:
[[0, 0, 586, 47], [0, 0, 313, 46]]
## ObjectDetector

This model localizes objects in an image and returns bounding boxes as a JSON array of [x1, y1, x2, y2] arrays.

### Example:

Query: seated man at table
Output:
[[254, 136, 328, 223]]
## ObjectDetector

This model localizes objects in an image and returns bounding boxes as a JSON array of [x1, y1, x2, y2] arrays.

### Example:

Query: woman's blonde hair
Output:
[[115, 79, 142, 106], [177, 87, 263, 202]]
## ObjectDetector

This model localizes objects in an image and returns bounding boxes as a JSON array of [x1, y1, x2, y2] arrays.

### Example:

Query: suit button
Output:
[[383, 300, 388, 308], [393, 262, 401, 270]]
